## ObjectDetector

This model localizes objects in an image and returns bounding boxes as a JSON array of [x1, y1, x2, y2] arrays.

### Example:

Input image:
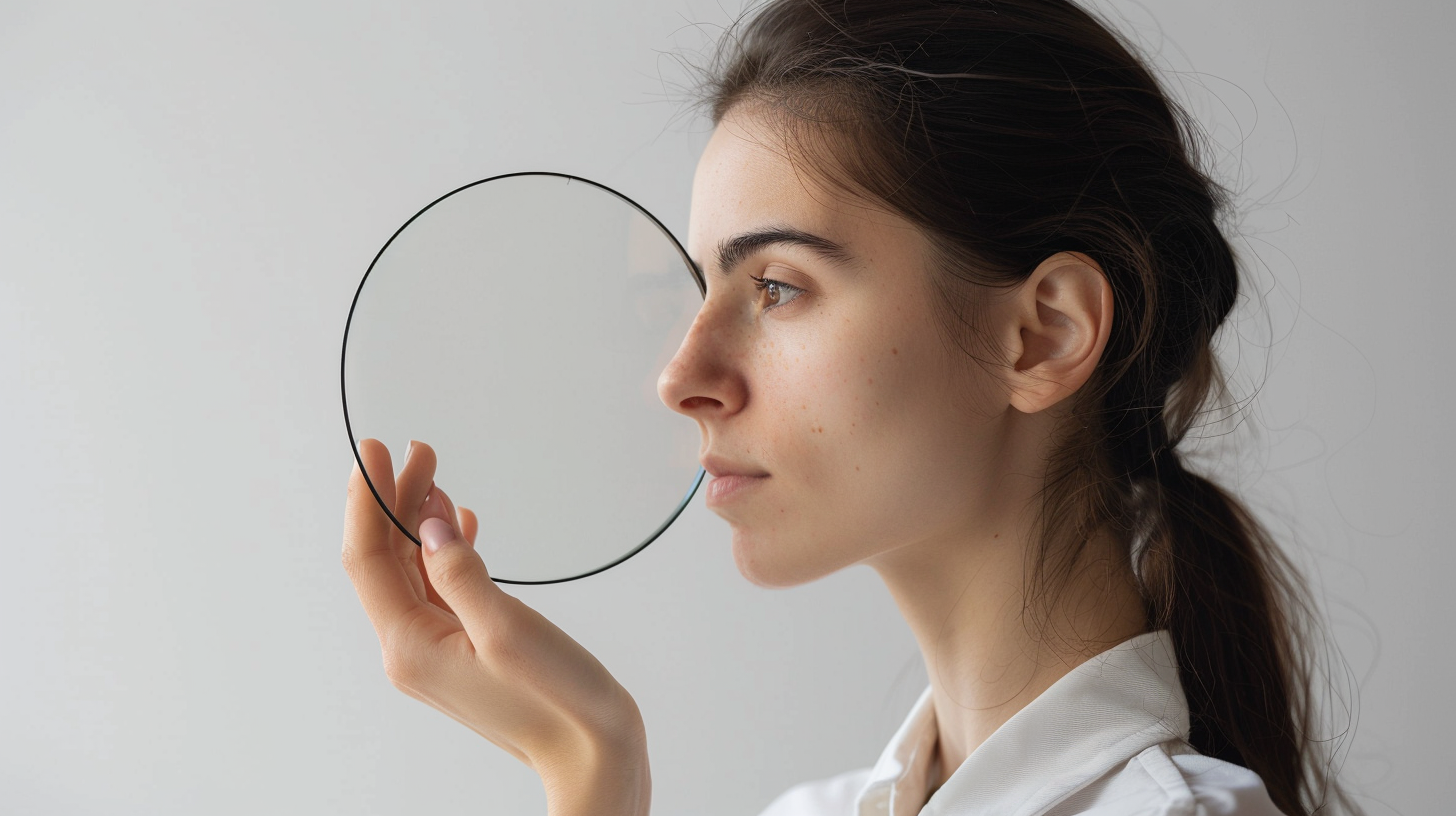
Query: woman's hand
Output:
[[342, 438, 650, 816]]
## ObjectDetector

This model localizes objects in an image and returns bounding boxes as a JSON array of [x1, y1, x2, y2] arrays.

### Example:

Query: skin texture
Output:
[[657, 105, 1149, 795]]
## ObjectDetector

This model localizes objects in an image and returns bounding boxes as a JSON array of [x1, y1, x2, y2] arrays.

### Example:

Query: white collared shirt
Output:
[[758, 631, 1286, 816]]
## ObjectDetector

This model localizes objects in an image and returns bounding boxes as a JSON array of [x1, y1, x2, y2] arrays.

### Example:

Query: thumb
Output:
[[419, 516, 466, 555], [418, 489, 505, 629], [418, 484, 471, 555]]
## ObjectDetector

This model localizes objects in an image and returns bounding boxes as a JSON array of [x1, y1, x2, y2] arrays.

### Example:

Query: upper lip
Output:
[[700, 454, 770, 479]]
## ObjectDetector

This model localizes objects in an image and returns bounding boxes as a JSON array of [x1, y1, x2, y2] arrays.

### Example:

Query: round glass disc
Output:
[[341, 172, 705, 584]]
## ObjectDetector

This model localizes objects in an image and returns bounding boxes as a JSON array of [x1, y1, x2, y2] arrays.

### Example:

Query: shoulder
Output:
[[1048, 741, 1288, 816], [755, 767, 873, 816]]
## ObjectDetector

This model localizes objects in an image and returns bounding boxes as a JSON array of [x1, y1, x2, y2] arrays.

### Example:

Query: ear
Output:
[[1000, 251, 1113, 415]]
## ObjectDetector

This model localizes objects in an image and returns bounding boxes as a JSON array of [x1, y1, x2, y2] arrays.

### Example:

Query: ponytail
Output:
[[1108, 336, 1335, 815], [1136, 441, 1308, 812]]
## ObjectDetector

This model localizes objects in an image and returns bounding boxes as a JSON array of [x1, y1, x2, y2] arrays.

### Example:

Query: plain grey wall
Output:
[[1, 1, 1448, 814]]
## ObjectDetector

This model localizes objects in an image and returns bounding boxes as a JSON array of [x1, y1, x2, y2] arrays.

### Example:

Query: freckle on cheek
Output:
[[892, 347, 898, 355]]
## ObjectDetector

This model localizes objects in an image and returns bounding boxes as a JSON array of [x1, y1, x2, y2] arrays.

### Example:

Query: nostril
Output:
[[680, 396, 719, 411]]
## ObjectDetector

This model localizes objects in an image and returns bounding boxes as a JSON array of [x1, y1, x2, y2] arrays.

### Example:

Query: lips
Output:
[[700, 453, 770, 479], [699, 453, 771, 508], [704, 472, 769, 506]]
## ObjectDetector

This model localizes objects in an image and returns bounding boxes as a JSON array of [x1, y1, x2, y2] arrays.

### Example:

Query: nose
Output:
[[656, 301, 748, 421]]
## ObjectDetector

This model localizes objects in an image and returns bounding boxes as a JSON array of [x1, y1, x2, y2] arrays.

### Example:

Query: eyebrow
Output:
[[704, 225, 859, 279]]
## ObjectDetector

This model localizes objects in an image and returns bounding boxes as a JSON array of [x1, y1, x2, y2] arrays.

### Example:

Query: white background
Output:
[[1, 1, 1447, 814]]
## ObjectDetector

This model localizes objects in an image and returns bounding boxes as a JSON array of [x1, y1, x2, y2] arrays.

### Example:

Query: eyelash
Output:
[[748, 274, 804, 311]]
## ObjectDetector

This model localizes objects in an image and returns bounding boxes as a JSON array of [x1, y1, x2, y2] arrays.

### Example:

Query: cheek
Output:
[[752, 326, 915, 483], [777, 322, 981, 520], [748, 337, 842, 463]]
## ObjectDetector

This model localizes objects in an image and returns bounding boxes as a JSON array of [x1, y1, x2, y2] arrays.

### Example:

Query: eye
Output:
[[748, 274, 804, 311]]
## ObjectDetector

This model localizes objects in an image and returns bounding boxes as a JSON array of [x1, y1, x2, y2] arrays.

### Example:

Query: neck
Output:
[[865, 504, 1148, 794]]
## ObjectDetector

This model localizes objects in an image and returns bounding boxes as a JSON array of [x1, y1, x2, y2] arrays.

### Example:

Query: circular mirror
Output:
[[341, 172, 706, 584]]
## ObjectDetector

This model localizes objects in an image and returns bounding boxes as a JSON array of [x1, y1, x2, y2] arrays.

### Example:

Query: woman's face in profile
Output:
[[658, 105, 1021, 587]]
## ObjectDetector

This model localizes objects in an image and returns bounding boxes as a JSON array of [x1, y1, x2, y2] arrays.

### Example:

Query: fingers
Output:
[[416, 542, 455, 615], [360, 438, 432, 601], [421, 484, 460, 542], [344, 439, 426, 635], [415, 485, 463, 607], [420, 485, 512, 643], [434, 489, 485, 568], [434, 487, 467, 548], [415, 490, 476, 614], [391, 440, 441, 550], [347, 438, 396, 554], [458, 506, 478, 547]]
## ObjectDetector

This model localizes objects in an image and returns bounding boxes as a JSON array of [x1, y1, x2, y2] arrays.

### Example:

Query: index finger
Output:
[[343, 438, 424, 635]]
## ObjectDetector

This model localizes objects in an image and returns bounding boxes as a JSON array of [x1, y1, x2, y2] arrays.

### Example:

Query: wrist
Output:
[[540, 729, 651, 816]]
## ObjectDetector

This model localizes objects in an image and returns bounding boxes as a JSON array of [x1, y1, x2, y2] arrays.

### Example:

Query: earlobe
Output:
[[1004, 251, 1113, 414]]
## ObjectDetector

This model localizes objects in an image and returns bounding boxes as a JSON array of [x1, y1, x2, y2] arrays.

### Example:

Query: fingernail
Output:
[[405, 440, 416, 463], [420, 517, 456, 553]]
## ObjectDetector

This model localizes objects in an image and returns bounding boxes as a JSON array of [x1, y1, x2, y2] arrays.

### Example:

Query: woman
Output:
[[341, 1, 1358, 814]]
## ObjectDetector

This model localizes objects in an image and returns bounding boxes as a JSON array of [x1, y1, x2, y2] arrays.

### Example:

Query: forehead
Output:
[[687, 107, 917, 268]]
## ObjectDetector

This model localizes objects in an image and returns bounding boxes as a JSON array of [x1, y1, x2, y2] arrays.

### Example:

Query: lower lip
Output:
[[705, 474, 769, 506]]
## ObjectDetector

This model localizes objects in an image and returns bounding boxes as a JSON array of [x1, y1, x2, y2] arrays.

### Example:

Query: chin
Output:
[[729, 526, 838, 589]]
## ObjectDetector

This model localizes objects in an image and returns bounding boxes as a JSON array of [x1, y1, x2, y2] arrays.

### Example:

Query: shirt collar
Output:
[[854, 630, 1188, 816]]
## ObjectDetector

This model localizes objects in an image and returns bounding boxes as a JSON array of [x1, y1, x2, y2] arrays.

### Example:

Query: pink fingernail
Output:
[[420, 517, 456, 552]]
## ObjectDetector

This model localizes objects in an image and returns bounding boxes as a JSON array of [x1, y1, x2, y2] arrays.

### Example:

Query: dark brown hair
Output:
[[687, 1, 1357, 813]]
